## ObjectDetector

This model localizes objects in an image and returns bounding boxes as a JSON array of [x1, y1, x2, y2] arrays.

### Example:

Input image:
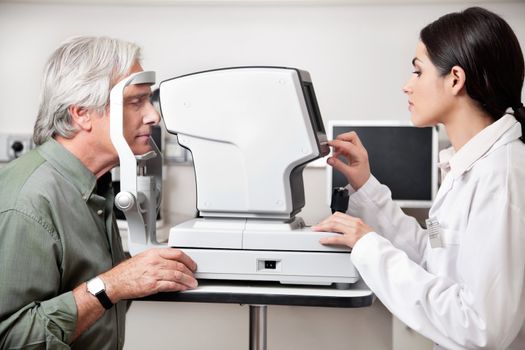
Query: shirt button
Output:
[[97, 209, 104, 216]]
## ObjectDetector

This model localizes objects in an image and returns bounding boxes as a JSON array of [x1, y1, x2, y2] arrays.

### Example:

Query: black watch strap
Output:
[[87, 277, 114, 310], [95, 290, 114, 310]]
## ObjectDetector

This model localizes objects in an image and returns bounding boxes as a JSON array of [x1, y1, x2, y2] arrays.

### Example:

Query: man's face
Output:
[[121, 64, 160, 156], [96, 63, 160, 158]]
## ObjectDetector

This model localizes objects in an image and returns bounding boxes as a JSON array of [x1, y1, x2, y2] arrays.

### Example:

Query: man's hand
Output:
[[72, 248, 197, 341], [101, 248, 198, 303]]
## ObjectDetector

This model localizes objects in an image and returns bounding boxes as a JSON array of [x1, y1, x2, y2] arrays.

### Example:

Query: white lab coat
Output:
[[348, 114, 525, 349]]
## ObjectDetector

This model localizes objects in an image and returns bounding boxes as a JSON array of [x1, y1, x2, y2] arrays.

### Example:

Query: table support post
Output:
[[249, 305, 267, 350]]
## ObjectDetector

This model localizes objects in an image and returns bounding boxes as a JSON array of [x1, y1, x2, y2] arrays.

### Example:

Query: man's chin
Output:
[[133, 145, 153, 156]]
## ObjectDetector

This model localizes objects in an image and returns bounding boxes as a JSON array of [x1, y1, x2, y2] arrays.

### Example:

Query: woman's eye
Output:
[[412, 70, 421, 77]]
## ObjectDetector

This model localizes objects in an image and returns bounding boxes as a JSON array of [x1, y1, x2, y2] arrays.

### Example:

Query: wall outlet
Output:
[[0, 133, 34, 162]]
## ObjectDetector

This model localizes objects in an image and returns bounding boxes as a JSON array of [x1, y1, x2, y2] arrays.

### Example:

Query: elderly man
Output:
[[0, 36, 197, 349]]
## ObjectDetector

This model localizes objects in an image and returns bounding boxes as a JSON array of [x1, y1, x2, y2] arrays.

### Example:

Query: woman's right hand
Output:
[[328, 131, 371, 191]]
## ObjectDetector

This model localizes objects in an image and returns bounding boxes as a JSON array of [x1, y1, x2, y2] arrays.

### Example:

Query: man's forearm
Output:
[[71, 283, 106, 341], [0, 293, 77, 349]]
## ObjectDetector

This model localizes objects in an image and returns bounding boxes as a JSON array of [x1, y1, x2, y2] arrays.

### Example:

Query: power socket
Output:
[[0, 133, 33, 162]]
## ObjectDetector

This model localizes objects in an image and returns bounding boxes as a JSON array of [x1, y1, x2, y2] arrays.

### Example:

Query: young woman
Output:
[[313, 7, 525, 350]]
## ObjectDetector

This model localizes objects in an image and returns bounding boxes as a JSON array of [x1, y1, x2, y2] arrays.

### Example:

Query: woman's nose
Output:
[[402, 77, 413, 95], [402, 83, 411, 95]]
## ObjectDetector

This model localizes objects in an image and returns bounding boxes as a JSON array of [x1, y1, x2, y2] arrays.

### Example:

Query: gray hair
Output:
[[33, 36, 141, 145]]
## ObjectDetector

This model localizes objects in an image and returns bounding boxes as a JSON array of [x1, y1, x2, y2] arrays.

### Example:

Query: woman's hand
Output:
[[328, 131, 371, 191], [312, 212, 374, 248]]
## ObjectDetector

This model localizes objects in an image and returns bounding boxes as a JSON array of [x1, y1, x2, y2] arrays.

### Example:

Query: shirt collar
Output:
[[37, 138, 97, 201], [439, 114, 521, 180]]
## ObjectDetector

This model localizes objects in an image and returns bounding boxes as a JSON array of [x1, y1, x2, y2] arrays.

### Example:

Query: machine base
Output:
[[175, 248, 359, 287], [169, 217, 359, 287]]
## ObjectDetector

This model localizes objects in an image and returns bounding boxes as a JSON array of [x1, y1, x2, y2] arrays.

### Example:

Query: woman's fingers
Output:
[[327, 139, 362, 159], [313, 213, 373, 248], [319, 235, 348, 246], [335, 131, 365, 148]]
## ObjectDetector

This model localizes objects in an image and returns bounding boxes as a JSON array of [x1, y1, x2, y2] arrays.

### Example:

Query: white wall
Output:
[[1, 1, 524, 349], [2, 1, 524, 135]]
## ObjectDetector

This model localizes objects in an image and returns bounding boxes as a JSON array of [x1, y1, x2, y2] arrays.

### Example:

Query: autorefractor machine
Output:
[[110, 67, 358, 288]]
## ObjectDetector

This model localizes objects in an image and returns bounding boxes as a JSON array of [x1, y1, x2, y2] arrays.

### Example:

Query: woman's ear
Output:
[[68, 105, 92, 131], [448, 65, 466, 96]]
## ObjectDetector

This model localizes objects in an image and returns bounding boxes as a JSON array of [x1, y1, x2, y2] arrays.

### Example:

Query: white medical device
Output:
[[111, 67, 359, 287], [161, 67, 358, 286]]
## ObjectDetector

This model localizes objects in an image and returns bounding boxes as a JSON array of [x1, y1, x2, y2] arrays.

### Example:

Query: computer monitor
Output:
[[327, 120, 438, 208]]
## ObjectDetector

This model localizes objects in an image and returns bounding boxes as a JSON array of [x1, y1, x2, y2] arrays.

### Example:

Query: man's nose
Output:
[[144, 102, 161, 125]]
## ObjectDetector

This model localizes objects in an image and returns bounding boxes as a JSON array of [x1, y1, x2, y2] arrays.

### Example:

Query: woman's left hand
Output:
[[312, 212, 374, 248]]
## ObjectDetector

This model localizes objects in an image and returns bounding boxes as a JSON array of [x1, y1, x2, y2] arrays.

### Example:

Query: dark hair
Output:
[[420, 7, 525, 142]]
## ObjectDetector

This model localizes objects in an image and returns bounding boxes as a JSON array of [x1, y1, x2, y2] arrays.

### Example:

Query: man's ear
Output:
[[68, 106, 92, 131], [448, 65, 466, 96]]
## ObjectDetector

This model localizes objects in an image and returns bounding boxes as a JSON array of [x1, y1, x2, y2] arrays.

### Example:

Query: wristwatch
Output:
[[87, 276, 113, 310]]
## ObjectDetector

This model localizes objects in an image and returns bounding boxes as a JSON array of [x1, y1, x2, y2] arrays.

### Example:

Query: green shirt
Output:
[[0, 139, 127, 349]]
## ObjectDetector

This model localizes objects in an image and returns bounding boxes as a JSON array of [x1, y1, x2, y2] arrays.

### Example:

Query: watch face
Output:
[[87, 277, 105, 294]]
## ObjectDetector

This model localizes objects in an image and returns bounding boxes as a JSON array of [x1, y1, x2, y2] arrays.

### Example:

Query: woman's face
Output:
[[403, 41, 453, 127]]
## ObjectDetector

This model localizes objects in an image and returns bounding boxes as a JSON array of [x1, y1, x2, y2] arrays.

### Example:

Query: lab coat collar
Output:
[[440, 114, 521, 180]]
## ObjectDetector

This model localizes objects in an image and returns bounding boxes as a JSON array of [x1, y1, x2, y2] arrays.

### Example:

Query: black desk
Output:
[[142, 279, 374, 350]]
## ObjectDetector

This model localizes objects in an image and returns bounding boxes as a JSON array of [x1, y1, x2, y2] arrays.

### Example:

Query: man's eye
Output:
[[128, 99, 143, 107]]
